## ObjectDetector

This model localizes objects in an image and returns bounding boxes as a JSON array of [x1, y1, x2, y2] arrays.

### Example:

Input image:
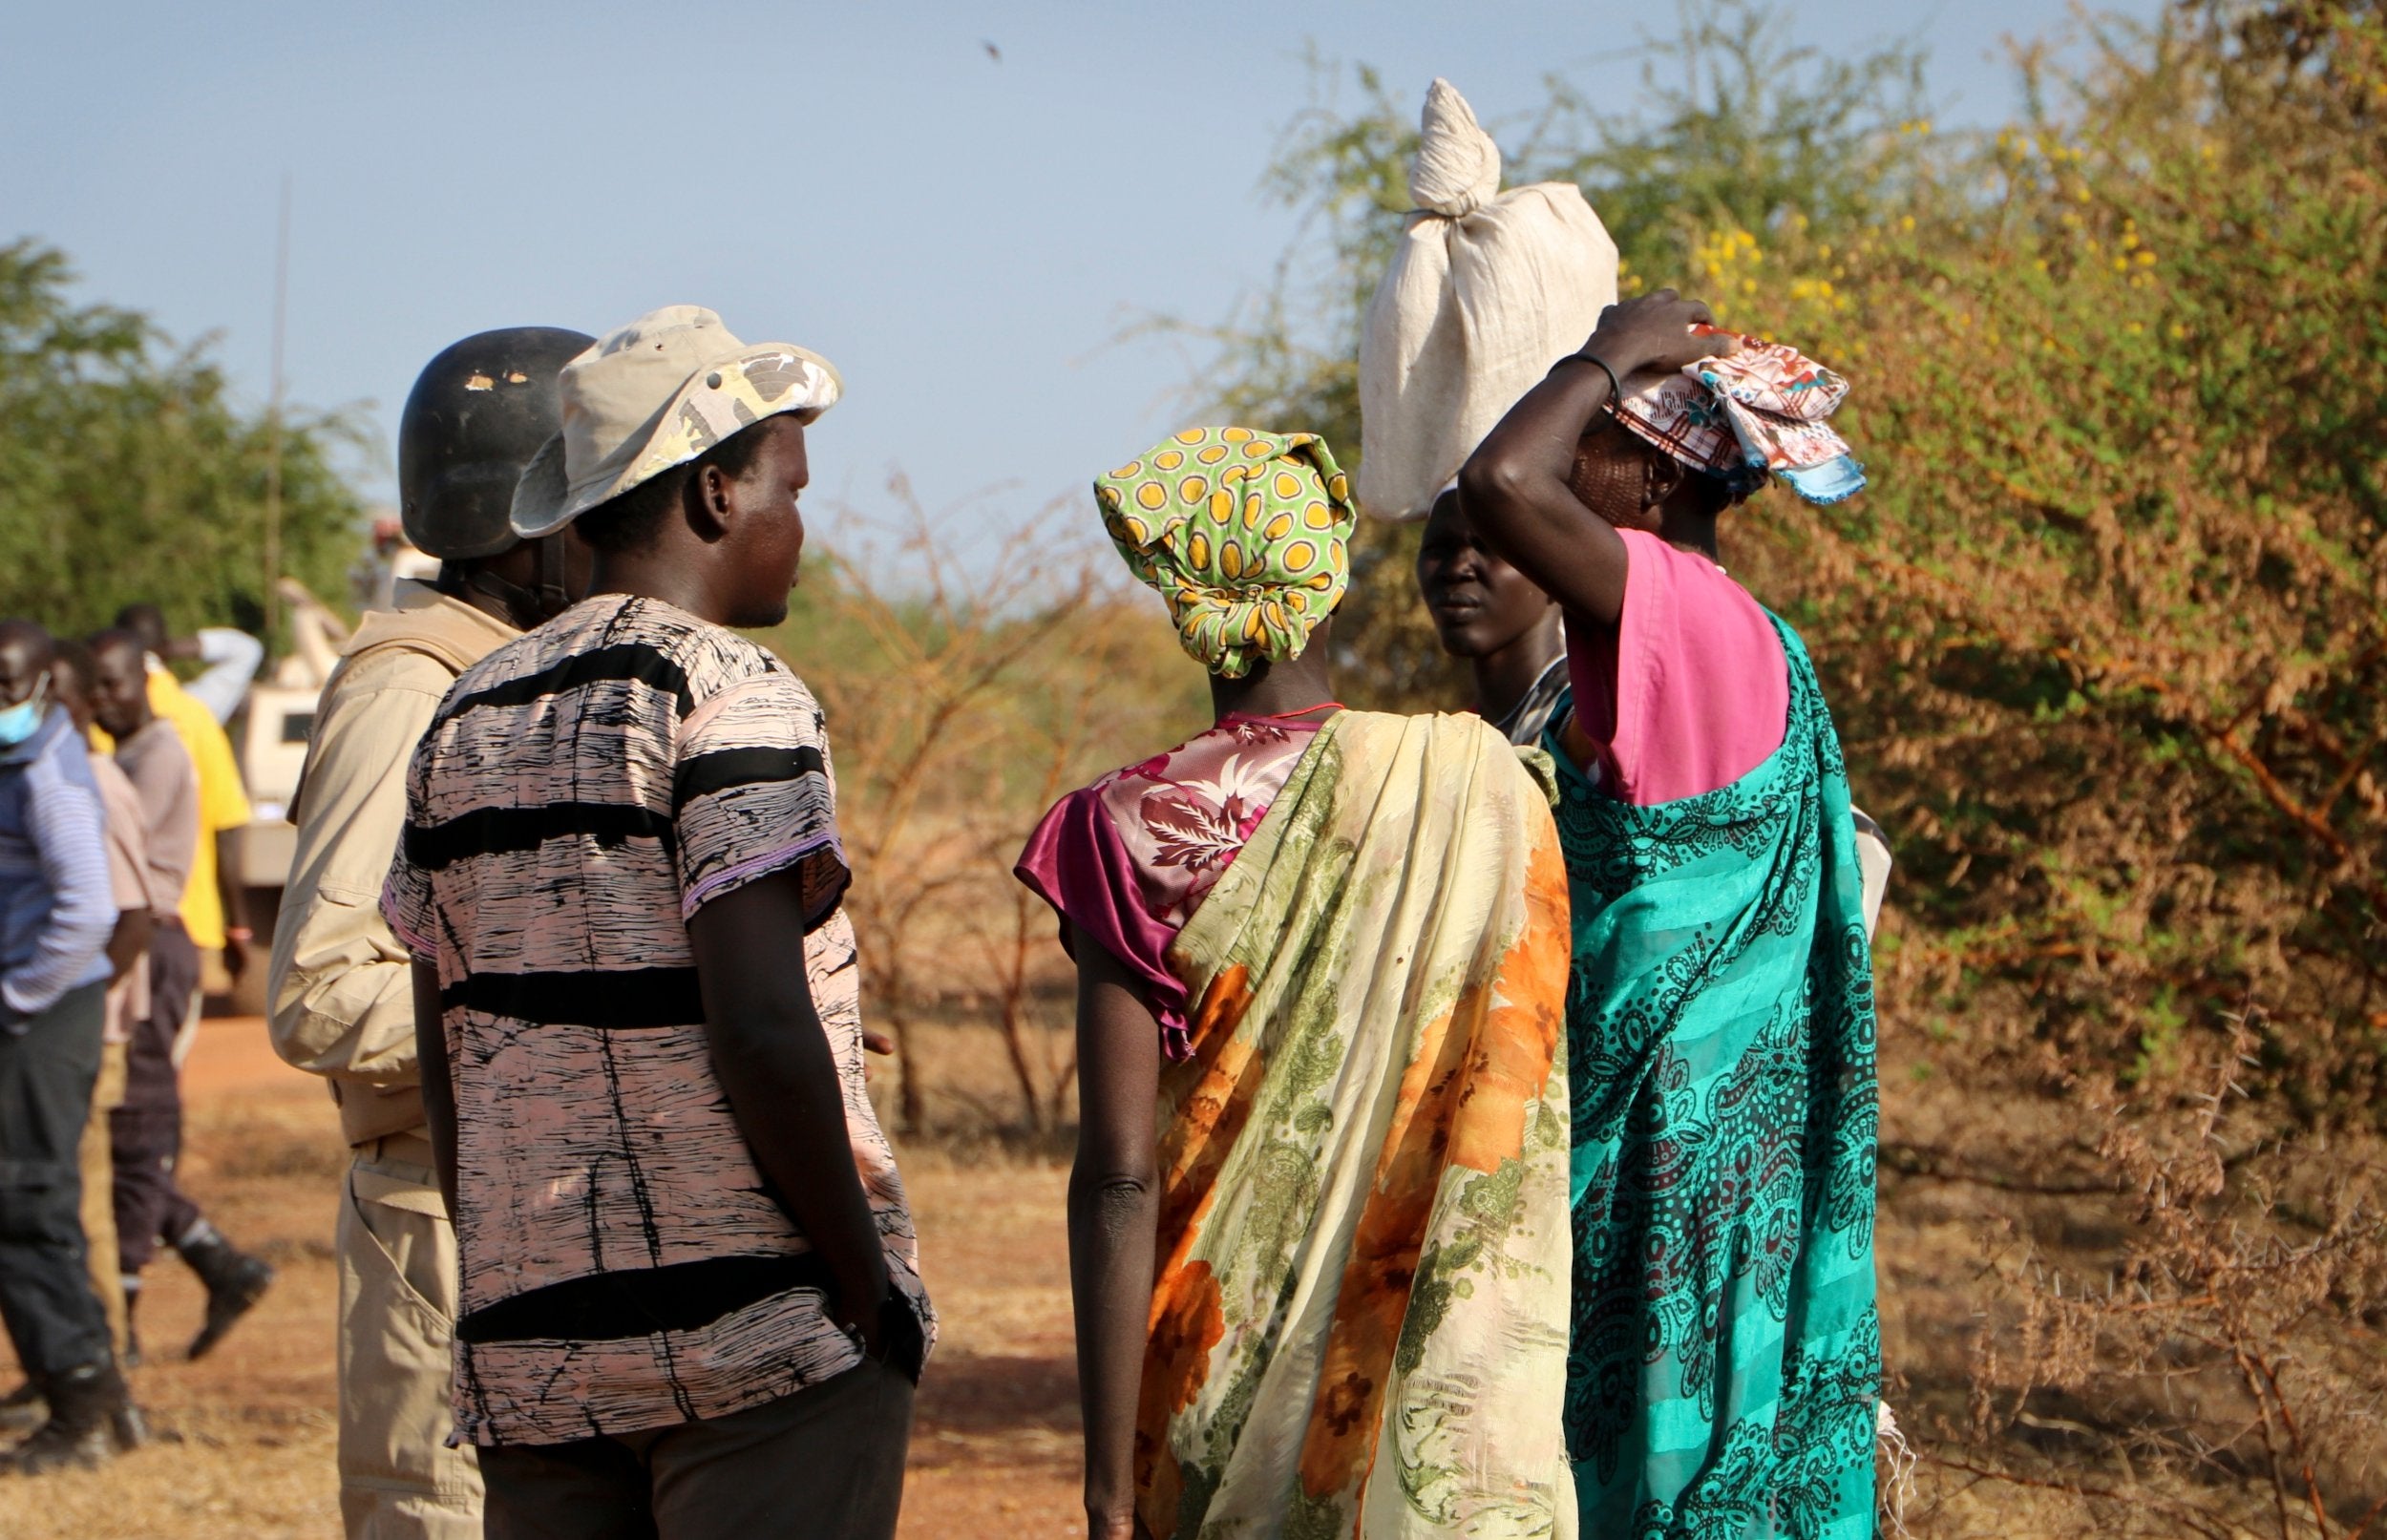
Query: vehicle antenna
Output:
[[263, 172, 291, 649]]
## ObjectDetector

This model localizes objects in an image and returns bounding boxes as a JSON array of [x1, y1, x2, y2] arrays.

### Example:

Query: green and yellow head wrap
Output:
[[1094, 427, 1356, 680]]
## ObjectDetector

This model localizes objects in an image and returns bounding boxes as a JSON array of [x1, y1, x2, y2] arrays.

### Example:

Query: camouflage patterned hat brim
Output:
[[510, 342, 842, 539]]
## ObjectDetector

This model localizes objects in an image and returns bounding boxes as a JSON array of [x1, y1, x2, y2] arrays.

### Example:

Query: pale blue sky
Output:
[[5, 2, 2150, 556]]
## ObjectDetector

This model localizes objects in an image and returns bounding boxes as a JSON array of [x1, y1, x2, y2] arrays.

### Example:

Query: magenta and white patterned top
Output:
[[382, 593, 933, 1446], [1016, 712, 1324, 1057]]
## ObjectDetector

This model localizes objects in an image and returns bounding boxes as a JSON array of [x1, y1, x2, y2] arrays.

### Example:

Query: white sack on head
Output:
[[1358, 78, 1620, 521]]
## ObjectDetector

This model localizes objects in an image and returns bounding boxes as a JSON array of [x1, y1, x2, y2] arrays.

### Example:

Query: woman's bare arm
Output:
[[1459, 289, 1730, 625], [1067, 924, 1163, 1540]]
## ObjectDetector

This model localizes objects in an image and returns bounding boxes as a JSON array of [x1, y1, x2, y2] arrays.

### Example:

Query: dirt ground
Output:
[[0, 1017, 1083, 1539], [3, 1014, 2360, 1537]]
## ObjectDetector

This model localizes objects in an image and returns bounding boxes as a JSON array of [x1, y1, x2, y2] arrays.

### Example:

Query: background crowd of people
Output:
[[0, 605, 276, 1470]]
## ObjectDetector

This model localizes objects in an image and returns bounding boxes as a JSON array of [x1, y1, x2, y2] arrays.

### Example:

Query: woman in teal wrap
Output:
[[1458, 289, 1881, 1537]]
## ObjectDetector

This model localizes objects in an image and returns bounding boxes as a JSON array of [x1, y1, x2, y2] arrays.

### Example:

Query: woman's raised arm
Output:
[[1459, 289, 1731, 625]]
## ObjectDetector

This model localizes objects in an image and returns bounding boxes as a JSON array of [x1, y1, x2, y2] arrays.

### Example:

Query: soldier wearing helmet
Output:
[[266, 326, 592, 1539]]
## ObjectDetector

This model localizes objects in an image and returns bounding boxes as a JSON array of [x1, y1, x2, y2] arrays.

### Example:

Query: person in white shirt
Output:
[[110, 608, 263, 727]]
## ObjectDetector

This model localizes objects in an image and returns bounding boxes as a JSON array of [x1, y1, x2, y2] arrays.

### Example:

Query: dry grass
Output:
[[1871, 1017, 2387, 1539], [0, 1058, 344, 1539], [5, 997, 2379, 1538], [0, 1021, 1091, 1540]]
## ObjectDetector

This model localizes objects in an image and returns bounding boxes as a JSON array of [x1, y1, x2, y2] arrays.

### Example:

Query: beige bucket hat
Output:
[[510, 305, 842, 538]]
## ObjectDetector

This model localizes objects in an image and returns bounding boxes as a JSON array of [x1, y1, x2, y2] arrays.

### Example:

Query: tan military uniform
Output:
[[268, 581, 514, 1540]]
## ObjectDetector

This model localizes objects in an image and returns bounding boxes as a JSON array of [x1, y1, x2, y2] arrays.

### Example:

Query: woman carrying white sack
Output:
[[1362, 78, 1890, 926], [1366, 81, 1602, 749], [1362, 77, 1894, 1539], [1360, 78, 1621, 525]]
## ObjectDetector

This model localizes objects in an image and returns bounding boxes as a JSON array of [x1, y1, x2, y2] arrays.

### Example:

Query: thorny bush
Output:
[[1181, 0, 2387, 1530]]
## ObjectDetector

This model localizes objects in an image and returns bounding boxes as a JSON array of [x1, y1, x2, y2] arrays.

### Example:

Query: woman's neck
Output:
[[1471, 610, 1565, 724], [1209, 653, 1337, 724], [1657, 501, 1722, 562]]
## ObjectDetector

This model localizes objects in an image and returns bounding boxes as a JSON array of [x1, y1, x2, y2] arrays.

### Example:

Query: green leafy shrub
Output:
[[1202, 0, 2386, 1124], [0, 240, 366, 639]]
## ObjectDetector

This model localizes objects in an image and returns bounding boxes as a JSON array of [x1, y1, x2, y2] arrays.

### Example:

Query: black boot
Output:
[[0, 1378, 43, 1435], [0, 1362, 124, 1475], [176, 1227, 273, 1361], [108, 1401, 149, 1453], [120, 1279, 142, 1369]]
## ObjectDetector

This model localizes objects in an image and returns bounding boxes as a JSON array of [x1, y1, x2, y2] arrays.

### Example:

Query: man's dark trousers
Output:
[[479, 1354, 918, 1540], [0, 980, 111, 1376], [109, 918, 200, 1271]]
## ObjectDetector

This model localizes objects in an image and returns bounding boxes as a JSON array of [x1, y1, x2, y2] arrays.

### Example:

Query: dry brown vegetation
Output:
[[764, 490, 1208, 1143]]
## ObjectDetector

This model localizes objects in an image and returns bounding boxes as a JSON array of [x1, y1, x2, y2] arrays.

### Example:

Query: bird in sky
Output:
[[982, 38, 1002, 63]]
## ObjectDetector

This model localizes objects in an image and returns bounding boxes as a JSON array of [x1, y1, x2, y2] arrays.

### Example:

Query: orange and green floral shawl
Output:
[[1138, 709, 1577, 1539]]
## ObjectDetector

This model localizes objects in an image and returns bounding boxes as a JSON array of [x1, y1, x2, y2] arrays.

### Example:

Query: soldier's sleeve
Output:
[[268, 656, 448, 1086]]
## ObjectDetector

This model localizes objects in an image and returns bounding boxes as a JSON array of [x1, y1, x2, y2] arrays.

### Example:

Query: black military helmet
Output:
[[398, 327, 595, 560]]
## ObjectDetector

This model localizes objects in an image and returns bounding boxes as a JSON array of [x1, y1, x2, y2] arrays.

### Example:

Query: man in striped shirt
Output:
[[0, 619, 128, 1474], [384, 308, 930, 1537]]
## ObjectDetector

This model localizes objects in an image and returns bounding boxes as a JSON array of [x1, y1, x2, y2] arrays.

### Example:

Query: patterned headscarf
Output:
[[1095, 428, 1356, 679], [1612, 327, 1867, 505]]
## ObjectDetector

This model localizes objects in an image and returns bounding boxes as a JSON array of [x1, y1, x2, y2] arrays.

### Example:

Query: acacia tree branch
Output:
[[1916, 1453, 2236, 1540]]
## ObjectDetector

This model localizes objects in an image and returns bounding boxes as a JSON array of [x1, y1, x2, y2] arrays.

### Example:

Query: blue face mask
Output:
[[0, 672, 50, 749]]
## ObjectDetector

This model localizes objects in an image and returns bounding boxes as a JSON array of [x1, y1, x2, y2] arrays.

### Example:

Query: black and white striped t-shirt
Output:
[[383, 592, 932, 1446]]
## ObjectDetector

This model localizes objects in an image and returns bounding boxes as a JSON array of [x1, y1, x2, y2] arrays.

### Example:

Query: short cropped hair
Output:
[[48, 638, 96, 695], [572, 422, 781, 556]]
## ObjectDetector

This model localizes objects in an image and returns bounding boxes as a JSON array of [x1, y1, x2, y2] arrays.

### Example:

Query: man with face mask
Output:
[[0, 619, 127, 1474], [267, 325, 594, 1540]]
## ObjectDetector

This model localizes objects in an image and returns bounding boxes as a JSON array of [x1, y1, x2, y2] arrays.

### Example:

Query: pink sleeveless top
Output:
[[1566, 530, 1789, 804]]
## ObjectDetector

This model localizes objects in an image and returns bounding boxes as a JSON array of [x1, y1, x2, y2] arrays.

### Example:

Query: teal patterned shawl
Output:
[[1547, 616, 1879, 1539]]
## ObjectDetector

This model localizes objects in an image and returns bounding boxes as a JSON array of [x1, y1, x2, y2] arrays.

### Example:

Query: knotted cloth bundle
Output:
[[1613, 327, 1868, 504], [1094, 428, 1356, 680], [1358, 77, 1620, 520]]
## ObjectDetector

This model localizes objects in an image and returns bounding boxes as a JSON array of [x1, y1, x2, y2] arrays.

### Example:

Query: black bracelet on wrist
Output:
[[1549, 351, 1623, 401]]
